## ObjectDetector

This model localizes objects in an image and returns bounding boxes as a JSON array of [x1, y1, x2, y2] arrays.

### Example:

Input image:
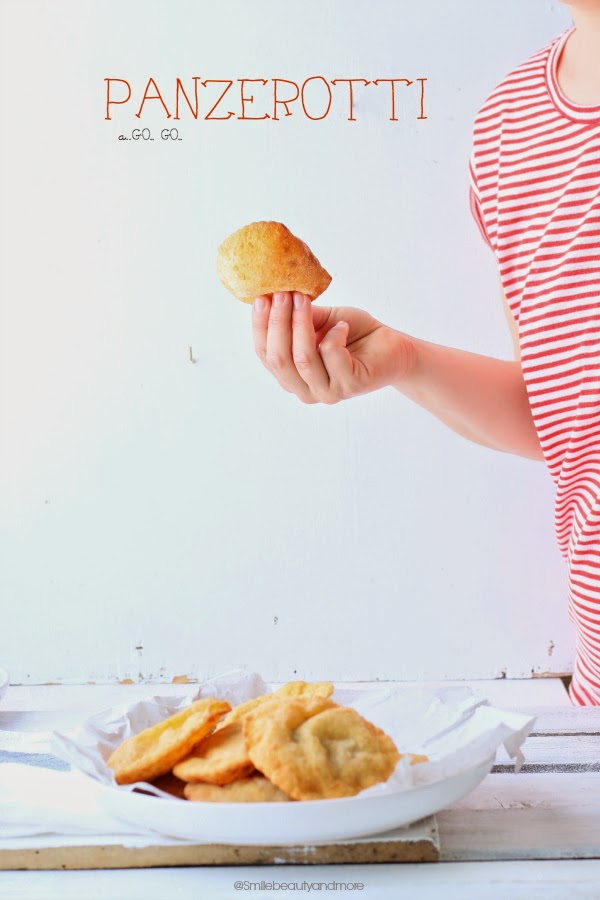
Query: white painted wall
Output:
[[0, 0, 575, 683]]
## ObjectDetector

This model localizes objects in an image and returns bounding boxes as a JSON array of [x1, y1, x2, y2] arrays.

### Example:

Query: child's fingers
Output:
[[252, 294, 356, 404], [290, 292, 330, 398], [263, 291, 315, 399], [252, 295, 272, 368], [318, 321, 354, 399]]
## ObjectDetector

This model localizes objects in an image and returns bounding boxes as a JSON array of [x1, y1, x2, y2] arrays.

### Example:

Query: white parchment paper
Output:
[[0, 671, 536, 839]]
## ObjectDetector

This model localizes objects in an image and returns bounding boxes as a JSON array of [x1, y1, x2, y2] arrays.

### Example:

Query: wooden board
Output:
[[515, 706, 600, 736], [0, 679, 570, 715], [494, 735, 600, 772], [3, 860, 600, 900], [5, 687, 599, 874], [0, 818, 439, 870], [438, 773, 600, 861]]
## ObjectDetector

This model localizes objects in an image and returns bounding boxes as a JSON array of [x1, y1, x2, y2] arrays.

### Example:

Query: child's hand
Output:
[[251, 291, 412, 404]]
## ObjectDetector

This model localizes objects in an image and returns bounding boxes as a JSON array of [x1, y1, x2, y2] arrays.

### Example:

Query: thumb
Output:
[[320, 320, 349, 345], [318, 321, 353, 378]]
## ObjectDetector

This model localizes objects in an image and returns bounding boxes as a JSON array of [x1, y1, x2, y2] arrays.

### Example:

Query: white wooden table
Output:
[[2, 679, 600, 899]]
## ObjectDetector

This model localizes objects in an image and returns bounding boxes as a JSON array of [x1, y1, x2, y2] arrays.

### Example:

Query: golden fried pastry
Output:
[[244, 702, 400, 800], [217, 221, 332, 304], [184, 775, 290, 803], [215, 694, 273, 731], [106, 698, 230, 785], [173, 721, 255, 785], [275, 681, 334, 700], [216, 681, 334, 732], [151, 771, 187, 799]]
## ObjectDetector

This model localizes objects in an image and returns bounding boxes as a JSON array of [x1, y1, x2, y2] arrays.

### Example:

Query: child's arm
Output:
[[252, 289, 543, 461], [393, 342, 542, 460], [393, 288, 542, 460]]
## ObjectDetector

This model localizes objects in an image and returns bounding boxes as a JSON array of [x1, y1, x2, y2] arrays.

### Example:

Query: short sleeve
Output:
[[469, 156, 493, 250]]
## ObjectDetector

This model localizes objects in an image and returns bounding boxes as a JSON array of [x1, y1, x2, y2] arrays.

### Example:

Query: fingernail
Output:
[[254, 297, 266, 312], [273, 293, 285, 307], [293, 293, 304, 310]]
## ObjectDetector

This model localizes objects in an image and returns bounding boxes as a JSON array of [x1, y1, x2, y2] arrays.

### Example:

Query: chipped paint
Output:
[[531, 670, 571, 679]]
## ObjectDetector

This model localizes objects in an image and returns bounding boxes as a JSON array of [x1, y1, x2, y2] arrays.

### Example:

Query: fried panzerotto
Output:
[[275, 681, 334, 700], [241, 695, 336, 734], [173, 721, 255, 785], [217, 221, 332, 304], [184, 775, 291, 803], [214, 694, 272, 731], [151, 771, 187, 799], [244, 702, 400, 800], [216, 681, 334, 731], [106, 698, 230, 785]]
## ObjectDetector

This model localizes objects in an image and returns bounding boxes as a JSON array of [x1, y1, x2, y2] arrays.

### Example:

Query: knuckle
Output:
[[255, 346, 267, 363], [292, 351, 311, 369], [330, 383, 348, 403], [334, 382, 350, 400], [265, 350, 284, 372]]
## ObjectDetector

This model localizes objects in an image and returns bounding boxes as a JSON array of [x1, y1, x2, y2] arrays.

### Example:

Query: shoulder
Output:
[[473, 30, 567, 126]]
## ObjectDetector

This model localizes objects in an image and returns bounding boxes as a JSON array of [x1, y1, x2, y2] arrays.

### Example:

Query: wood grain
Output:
[[515, 707, 600, 736], [0, 819, 439, 870], [438, 773, 600, 861], [494, 735, 600, 773]]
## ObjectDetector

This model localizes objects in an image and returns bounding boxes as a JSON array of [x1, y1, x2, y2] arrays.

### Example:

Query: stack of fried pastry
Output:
[[106, 681, 427, 802]]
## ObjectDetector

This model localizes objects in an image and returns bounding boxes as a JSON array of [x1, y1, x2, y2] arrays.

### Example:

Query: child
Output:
[[251, 2, 600, 705]]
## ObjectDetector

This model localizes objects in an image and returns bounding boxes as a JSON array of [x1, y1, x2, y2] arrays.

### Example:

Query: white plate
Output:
[[0, 668, 8, 704], [97, 754, 495, 844]]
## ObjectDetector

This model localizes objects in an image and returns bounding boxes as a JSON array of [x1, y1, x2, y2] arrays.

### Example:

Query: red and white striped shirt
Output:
[[469, 26, 600, 705]]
